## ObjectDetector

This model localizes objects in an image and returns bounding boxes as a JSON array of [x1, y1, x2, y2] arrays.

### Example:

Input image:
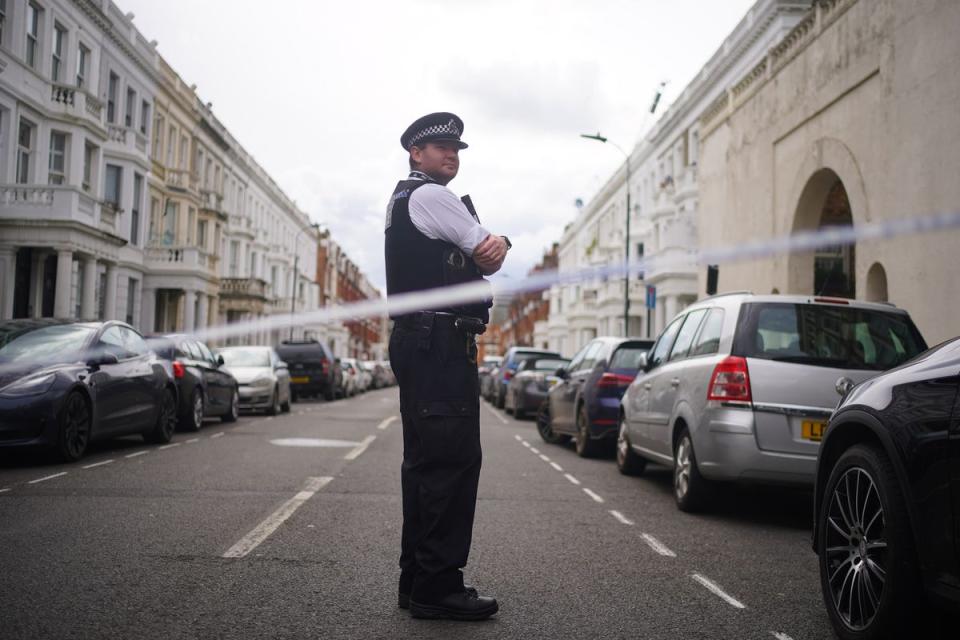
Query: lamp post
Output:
[[581, 132, 632, 337], [290, 222, 321, 341]]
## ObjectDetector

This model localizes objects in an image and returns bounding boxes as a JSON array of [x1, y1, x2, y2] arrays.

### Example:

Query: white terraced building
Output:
[[547, 0, 810, 357]]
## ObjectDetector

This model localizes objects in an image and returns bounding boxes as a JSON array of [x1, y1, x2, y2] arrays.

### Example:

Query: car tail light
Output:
[[596, 372, 634, 389], [707, 356, 751, 403], [321, 359, 329, 374], [172, 361, 185, 379], [504, 370, 514, 381]]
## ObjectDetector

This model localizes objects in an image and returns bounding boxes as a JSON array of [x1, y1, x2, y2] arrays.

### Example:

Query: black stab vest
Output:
[[384, 178, 491, 322]]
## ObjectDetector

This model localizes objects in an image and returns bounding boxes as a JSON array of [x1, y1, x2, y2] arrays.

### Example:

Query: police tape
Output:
[[189, 209, 960, 344], [1, 209, 959, 378]]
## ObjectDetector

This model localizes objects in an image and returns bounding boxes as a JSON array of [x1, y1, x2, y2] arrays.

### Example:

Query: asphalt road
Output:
[[0, 386, 937, 639]]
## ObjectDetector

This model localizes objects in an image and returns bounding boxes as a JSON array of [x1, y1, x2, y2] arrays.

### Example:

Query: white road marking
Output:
[[82, 459, 114, 469], [583, 488, 605, 503], [210, 432, 225, 439], [609, 510, 634, 526], [125, 450, 149, 458], [530, 447, 540, 455], [522, 441, 531, 449], [185, 438, 200, 444], [344, 435, 376, 460], [641, 533, 677, 557], [0, 488, 11, 493], [376, 416, 398, 431], [159, 442, 181, 450], [550, 462, 563, 472], [514, 434, 523, 441], [483, 403, 508, 425], [223, 476, 332, 558], [538, 454, 550, 462], [771, 633, 794, 640], [28, 472, 67, 484], [564, 473, 581, 486], [691, 573, 746, 609]]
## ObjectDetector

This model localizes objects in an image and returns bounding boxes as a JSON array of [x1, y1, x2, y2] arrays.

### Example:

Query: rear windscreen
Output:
[[609, 347, 648, 370], [734, 303, 927, 371], [275, 346, 327, 363]]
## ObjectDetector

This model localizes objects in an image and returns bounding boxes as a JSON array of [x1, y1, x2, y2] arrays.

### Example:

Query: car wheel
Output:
[[504, 390, 514, 415], [496, 388, 506, 409], [144, 388, 177, 444], [818, 444, 919, 640], [514, 392, 526, 419], [267, 387, 280, 416], [575, 404, 602, 458], [536, 402, 570, 445], [221, 388, 239, 423], [616, 415, 646, 476], [57, 391, 91, 462], [281, 389, 291, 413], [673, 427, 709, 512], [324, 386, 335, 402], [183, 389, 203, 432]]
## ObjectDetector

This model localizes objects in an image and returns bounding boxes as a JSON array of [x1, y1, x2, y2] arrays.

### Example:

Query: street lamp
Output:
[[290, 221, 321, 341], [581, 132, 632, 337]]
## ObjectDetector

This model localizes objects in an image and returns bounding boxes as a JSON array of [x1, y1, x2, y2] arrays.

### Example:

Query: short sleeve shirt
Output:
[[407, 179, 490, 256]]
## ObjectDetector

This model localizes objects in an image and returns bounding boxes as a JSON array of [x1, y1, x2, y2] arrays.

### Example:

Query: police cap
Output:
[[400, 112, 468, 150]]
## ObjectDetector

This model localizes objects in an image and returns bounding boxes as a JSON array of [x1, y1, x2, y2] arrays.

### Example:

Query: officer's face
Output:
[[411, 142, 460, 184]]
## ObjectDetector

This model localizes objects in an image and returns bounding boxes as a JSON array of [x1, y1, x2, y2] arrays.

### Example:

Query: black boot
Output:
[[409, 589, 499, 621]]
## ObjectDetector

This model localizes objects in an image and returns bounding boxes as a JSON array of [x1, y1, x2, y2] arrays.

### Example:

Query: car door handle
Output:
[[670, 378, 680, 387]]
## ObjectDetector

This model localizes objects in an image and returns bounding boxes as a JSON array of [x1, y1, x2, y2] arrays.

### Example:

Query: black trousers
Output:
[[389, 317, 482, 601]]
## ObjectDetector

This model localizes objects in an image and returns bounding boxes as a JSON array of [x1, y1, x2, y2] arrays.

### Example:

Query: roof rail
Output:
[[699, 290, 753, 301]]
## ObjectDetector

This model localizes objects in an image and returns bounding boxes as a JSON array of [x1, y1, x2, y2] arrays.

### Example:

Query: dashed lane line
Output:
[[530, 447, 540, 455], [522, 441, 531, 449], [583, 488, 605, 503], [641, 533, 677, 558], [28, 472, 68, 485], [609, 510, 634, 526], [159, 442, 182, 450], [564, 473, 581, 486], [538, 453, 550, 462], [344, 435, 376, 461], [0, 488, 11, 493], [550, 462, 563, 472], [210, 432, 225, 439], [125, 450, 149, 458], [81, 459, 114, 469], [185, 438, 200, 444], [377, 416, 398, 431], [483, 402, 508, 425], [514, 434, 523, 441], [223, 476, 333, 559], [771, 633, 794, 640], [691, 573, 746, 610]]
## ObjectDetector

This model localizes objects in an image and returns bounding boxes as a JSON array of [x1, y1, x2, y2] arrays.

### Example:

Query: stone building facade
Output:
[[696, 0, 960, 344]]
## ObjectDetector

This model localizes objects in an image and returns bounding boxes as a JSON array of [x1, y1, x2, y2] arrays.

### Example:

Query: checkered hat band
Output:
[[408, 122, 461, 146]]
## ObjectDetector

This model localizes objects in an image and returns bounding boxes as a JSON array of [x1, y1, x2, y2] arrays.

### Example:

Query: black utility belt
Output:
[[396, 311, 487, 336]]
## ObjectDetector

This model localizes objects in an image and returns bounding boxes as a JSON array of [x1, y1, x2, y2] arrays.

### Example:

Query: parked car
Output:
[[618, 293, 927, 512], [537, 337, 653, 456], [359, 361, 381, 389], [275, 339, 340, 401], [339, 359, 360, 397], [494, 347, 560, 408], [479, 355, 502, 401], [482, 364, 501, 402], [344, 358, 371, 393], [0, 319, 177, 461], [377, 360, 396, 387], [149, 334, 239, 430], [811, 336, 960, 640], [504, 356, 569, 419], [216, 346, 292, 415]]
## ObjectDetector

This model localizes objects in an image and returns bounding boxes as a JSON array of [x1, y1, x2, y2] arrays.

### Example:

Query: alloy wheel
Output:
[[192, 393, 204, 429], [824, 466, 887, 631], [616, 420, 629, 467], [62, 393, 91, 460], [230, 390, 239, 419], [674, 436, 692, 501], [160, 390, 177, 439]]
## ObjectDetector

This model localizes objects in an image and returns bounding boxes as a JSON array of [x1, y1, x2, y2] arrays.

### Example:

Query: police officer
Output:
[[385, 112, 509, 620]]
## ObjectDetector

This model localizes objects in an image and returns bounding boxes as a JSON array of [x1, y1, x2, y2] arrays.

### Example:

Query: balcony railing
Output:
[[220, 277, 268, 299], [165, 169, 199, 193], [145, 245, 217, 271], [200, 189, 226, 217], [100, 203, 119, 234], [0, 186, 55, 206]]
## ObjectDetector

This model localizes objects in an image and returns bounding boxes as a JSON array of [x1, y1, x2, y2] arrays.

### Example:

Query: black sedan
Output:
[[0, 319, 178, 462], [504, 356, 569, 419], [813, 336, 960, 639], [149, 334, 239, 430]]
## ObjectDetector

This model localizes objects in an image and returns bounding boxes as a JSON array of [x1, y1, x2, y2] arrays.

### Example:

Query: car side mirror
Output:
[[637, 353, 649, 372], [217, 354, 225, 366], [275, 361, 288, 371], [86, 351, 119, 369], [555, 367, 569, 379]]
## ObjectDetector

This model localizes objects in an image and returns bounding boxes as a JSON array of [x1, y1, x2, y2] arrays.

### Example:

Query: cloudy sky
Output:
[[120, 0, 756, 291]]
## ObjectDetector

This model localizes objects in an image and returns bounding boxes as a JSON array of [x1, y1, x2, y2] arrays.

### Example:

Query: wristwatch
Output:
[[501, 236, 512, 250]]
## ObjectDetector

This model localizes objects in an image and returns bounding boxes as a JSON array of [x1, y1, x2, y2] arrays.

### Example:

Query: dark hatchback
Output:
[[504, 356, 570, 419], [813, 336, 960, 639], [149, 334, 239, 430], [0, 319, 178, 461], [538, 337, 653, 457], [494, 347, 561, 408], [274, 339, 341, 401]]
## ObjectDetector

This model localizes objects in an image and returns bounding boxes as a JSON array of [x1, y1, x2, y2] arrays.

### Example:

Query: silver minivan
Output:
[[617, 293, 927, 512]]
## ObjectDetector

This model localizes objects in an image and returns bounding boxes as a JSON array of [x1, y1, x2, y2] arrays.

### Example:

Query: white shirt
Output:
[[407, 180, 491, 256]]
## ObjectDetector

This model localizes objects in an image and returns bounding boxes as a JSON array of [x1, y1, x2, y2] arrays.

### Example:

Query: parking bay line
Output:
[[483, 403, 508, 425], [210, 432, 225, 439], [82, 459, 114, 469], [344, 435, 376, 461], [771, 633, 794, 640], [641, 533, 677, 557], [691, 573, 746, 609], [0, 488, 11, 494], [377, 416, 398, 431], [28, 472, 68, 485], [185, 438, 200, 444], [223, 476, 333, 559]]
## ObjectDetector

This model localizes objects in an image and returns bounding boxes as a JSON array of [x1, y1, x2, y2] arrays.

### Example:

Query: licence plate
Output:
[[291, 376, 310, 384], [801, 420, 827, 442]]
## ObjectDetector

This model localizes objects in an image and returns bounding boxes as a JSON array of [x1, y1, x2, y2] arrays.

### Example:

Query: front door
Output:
[[632, 316, 685, 452], [552, 343, 591, 433]]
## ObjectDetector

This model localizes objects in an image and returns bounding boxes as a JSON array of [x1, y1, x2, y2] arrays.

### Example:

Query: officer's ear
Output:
[[409, 145, 424, 170]]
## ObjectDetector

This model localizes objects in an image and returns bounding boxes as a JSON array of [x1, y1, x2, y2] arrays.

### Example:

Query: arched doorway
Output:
[[865, 262, 888, 302], [788, 168, 856, 298]]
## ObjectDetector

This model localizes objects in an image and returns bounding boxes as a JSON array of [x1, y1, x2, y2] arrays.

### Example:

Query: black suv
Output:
[[813, 336, 960, 639], [274, 339, 341, 401]]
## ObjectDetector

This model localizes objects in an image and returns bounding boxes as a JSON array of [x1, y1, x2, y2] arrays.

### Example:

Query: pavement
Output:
[[0, 386, 945, 639]]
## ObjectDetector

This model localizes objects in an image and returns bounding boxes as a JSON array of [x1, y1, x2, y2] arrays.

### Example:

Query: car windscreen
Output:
[[609, 346, 649, 370], [218, 349, 270, 367], [0, 324, 96, 364], [734, 303, 927, 371], [526, 358, 569, 371]]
